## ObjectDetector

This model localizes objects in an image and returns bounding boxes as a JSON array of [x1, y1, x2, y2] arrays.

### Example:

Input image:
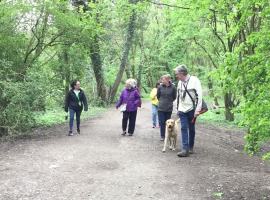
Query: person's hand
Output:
[[194, 111, 200, 117]]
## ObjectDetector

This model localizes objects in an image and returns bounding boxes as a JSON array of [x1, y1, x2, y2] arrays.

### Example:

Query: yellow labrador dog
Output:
[[162, 118, 180, 152]]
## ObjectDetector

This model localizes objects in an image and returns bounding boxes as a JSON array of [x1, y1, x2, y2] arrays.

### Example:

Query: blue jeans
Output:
[[69, 109, 82, 131], [178, 110, 196, 150], [152, 104, 159, 126], [158, 111, 172, 139]]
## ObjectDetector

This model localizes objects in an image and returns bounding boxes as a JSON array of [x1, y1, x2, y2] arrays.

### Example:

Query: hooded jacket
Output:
[[65, 89, 88, 112], [116, 88, 141, 112]]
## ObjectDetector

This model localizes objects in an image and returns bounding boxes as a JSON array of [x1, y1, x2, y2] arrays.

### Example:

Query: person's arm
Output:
[[172, 86, 177, 101], [82, 92, 88, 111], [134, 90, 141, 105], [116, 90, 124, 109], [157, 87, 161, 100], [194, 77, 202, 116], [150, 88, 157, 100]]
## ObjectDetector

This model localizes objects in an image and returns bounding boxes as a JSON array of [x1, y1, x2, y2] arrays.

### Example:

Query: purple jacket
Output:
[[116, 88, 141, 111]]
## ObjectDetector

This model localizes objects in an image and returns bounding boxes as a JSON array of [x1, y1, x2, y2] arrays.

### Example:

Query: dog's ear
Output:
[[166, 120, 169, 125]]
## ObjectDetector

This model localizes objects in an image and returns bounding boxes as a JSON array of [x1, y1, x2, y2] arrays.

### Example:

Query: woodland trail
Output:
[[0, 100, 270, 200]]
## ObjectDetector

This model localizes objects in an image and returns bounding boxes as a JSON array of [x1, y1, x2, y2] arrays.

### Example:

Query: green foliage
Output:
[[1, 0, 270, 161], [213, 192, 223, 198], [35, 106, 106, 127]]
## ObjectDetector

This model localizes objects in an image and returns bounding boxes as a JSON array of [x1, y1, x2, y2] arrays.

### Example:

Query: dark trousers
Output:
[[122, 111, 137, 134], [69, 109, 82, 131], [158, 111, 172, 139], [178, 110, 196, 150]]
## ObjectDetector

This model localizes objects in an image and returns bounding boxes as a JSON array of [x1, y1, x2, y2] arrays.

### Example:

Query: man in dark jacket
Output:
[[65, 80, 88, 136]]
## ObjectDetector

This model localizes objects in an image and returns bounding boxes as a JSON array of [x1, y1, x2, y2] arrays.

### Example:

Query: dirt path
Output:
[[0, 100, 270, 200]]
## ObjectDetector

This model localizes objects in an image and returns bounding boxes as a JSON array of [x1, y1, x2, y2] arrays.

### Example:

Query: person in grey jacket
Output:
[[157, 74, 177, 140]]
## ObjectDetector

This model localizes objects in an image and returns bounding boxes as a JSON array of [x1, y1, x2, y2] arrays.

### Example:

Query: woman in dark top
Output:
[[65, 80, 88, 136], [157, 74, 177, 141]]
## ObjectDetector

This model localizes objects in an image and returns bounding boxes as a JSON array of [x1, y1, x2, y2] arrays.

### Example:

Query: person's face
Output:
[[74, 81, 81, 90], [161, 78, 168, 85], [125, 83, 131, 89], [175, 72, 185, 81]]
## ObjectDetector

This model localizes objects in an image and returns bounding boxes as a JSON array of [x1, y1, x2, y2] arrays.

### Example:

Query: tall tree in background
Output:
[[109, 0, 138, 102]]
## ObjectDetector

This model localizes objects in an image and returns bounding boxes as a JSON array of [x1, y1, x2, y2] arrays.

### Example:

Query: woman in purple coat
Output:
[[116, 79, 141, 136]]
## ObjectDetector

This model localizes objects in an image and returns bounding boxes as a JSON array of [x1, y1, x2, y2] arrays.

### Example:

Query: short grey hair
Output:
[[174, 64, 188, 75], [125, 79, 136, 87]]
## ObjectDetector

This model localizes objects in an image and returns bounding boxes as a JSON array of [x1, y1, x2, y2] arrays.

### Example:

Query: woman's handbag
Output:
[[120, 104, 127, 112], [120, 91, 133, 112]]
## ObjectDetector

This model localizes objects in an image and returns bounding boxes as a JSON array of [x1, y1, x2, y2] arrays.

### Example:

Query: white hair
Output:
[[125, 79, 136, 88]]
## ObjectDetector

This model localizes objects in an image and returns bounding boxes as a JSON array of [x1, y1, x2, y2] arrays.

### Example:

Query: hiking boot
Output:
[[177, 149, 190, 157], [68, 131, 73, 136], [77, 129, 80, 134], [188, 147, 193, 154]]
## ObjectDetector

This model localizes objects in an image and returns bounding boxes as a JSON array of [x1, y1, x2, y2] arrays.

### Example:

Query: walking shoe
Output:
[[77, 129, 80, 134], [177, 149, 190, 157], [128, 133, 133, 136], [152, 125, 156, 128], [121, 131, 126, 135], [158, 124, 161, 128], [160, 138, 164, 141], [188, 147, 193, 154], [68, 131, 73, 136]]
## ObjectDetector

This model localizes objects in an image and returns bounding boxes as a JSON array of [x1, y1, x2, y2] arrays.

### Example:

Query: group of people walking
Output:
[[64, 64, 203, 157]]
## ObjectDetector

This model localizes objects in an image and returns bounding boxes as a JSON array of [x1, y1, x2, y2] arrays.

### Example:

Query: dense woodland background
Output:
[[0, 0, 269, 160]]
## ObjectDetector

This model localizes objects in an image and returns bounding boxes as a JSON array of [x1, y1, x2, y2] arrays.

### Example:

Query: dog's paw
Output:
[[162, 149, 166, 153]]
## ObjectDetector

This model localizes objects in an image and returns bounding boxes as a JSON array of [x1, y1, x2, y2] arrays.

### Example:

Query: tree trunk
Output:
[[137, 37, 144, 88], [89, 34, 107, 106], [109, 6, 137, 102], [224, 93, 234, 121]]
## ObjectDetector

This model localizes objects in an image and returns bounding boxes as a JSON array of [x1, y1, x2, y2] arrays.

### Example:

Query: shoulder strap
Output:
[[126, 91, 133, 103], [182, 80, 195, 109]]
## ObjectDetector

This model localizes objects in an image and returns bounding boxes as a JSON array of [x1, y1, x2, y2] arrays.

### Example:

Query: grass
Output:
[[35, 106, 107, 127], [142, 91, 247, 131], [196, 108, 247, 130]]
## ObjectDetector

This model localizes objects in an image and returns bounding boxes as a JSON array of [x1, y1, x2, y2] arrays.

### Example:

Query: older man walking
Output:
[[174, 65, 203, 157]]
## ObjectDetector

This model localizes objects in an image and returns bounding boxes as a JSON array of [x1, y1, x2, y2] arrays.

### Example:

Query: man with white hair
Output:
[[174, 64, 202, 157]]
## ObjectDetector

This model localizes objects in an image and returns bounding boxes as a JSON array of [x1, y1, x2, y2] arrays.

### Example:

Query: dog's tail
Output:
[[175, 118, 180, 123]]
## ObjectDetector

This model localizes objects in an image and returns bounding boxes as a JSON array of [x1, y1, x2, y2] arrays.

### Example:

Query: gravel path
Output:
[[0, 100, 270, 200]]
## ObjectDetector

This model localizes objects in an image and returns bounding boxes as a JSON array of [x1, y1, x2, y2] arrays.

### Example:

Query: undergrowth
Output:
[[35, 106, 107, 127]]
